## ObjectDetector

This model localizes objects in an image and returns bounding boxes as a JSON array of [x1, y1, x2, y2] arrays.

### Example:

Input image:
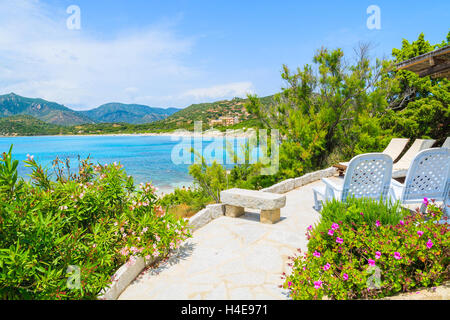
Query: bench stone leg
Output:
[[225, 205, 245, 218], [260, 208, 280, 224]]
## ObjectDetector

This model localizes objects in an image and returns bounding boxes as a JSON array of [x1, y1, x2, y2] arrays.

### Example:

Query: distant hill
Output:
[[0, 115, 65, 136], [0, 93, 94, 126], [149, 95, 275, 130], [81, 103, 180, 124], [0, 93, 276, 135]]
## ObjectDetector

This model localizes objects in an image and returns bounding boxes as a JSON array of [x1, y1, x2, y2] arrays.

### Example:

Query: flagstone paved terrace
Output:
[[118, 179, 331, 300]]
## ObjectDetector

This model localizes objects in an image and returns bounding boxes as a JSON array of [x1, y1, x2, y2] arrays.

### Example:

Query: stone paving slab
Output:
[[118, 179, 326, 300]]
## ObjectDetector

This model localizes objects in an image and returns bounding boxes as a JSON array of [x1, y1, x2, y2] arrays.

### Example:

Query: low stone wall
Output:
[[98, 255, 161, 300], [261, 167, 338, 194], [187, 203, 225, 232], [381, 281, 450, 300]]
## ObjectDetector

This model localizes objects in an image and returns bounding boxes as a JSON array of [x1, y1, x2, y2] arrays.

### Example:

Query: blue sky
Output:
[[0, 0, 448, 110]]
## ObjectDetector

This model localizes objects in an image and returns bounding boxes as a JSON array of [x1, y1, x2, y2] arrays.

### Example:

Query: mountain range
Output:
[[0, 93, 180, 126], [0, 92, 275, 136], [80, 103, 180, 124]]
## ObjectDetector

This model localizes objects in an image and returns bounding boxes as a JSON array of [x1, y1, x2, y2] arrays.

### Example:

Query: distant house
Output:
[[209, 116, 240, 127], [209, 119, 223, 126]]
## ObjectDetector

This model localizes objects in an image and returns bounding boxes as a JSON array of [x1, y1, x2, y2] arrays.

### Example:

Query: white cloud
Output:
[[182, 82, 254, 101], [0, 0, 255, 109], [0, 0, 199, 109]]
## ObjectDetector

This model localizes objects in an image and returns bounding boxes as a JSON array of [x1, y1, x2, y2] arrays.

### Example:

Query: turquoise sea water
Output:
[[0, 135, 249, 194]]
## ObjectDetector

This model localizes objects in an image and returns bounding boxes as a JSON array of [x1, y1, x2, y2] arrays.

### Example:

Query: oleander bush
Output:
[[283, 198, 449, 300], [0, 145, 191, 299]]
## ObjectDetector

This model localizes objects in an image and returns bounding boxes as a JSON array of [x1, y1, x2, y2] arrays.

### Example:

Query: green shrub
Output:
[[0, 146, 191, 299], [283, 198, 449, 300], [159, 187, 213, 218]]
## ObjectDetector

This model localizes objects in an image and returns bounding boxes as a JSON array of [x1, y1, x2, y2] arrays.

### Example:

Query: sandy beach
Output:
[[0, 128, 257, 139]]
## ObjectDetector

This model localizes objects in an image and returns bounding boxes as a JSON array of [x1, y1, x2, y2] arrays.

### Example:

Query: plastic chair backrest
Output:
[[343, 153, 393, 201]]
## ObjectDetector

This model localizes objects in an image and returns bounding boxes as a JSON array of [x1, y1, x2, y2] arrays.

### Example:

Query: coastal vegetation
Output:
[[282, 198, 449, 299], [0, 146, 191, 299]]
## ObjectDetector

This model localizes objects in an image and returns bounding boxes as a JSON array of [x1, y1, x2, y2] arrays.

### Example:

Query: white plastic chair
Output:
[[313, 153, 393, 210], [392, 139, 436, 178], [390, 148, 450, 215]]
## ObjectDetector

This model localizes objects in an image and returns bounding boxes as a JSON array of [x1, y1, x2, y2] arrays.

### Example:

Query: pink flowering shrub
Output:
[[0, 146, 191, 299], [283, 198, 449, 300]]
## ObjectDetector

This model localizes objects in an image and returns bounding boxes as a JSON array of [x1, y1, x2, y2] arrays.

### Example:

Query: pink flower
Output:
[[399, 220, 404, 226], [336, 237, 343, 244], [313, 250, 321, 258], [145, 255, 151, 260], [360, 212, 364, 216], [368, 259, 376, 266], [394, 252, 402, 260], [119, 247, 129, 256], [426, 239, 433, 249], [376, 220, 381, 227], [130, 246, 138, 253], [331, 223, 339, 230], [423, 197, 429, 206], [92, 244, 97, 248], [323, 263, 331, 271], [288, 281, 293, 287], [417, 231, 424, 237], [375, 251, 381, 259], [328, 229, 334, 236], [314, 280, 323, 289], [342, 273, 349, 281], [126, 257, 136, 266], [307, 225, 313, 231]]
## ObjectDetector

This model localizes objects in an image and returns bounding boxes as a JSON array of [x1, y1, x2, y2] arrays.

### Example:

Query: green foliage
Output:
[[0, 145, 23, 197], [245, 32, 449, 187], [246, 45, 392, 182], [283, 200, 449, 300], [0, 145, 191, 299], [383, 32, 450, 144], [159, 187, 213, 215], [188, 149, 227, 203], [0, 115, 65, 136], [319, 197, 406, 227], [308, 197, 407, 250]]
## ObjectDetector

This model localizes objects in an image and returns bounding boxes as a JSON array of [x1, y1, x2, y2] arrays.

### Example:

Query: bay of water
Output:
[[0, 135, 249, 194]]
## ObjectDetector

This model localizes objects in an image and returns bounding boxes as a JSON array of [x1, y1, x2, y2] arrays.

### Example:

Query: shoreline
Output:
[[0, 128, 257, 139]]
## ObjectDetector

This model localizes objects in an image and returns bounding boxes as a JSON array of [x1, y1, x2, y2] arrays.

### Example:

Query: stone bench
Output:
[[220, 188, 286, 224]]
